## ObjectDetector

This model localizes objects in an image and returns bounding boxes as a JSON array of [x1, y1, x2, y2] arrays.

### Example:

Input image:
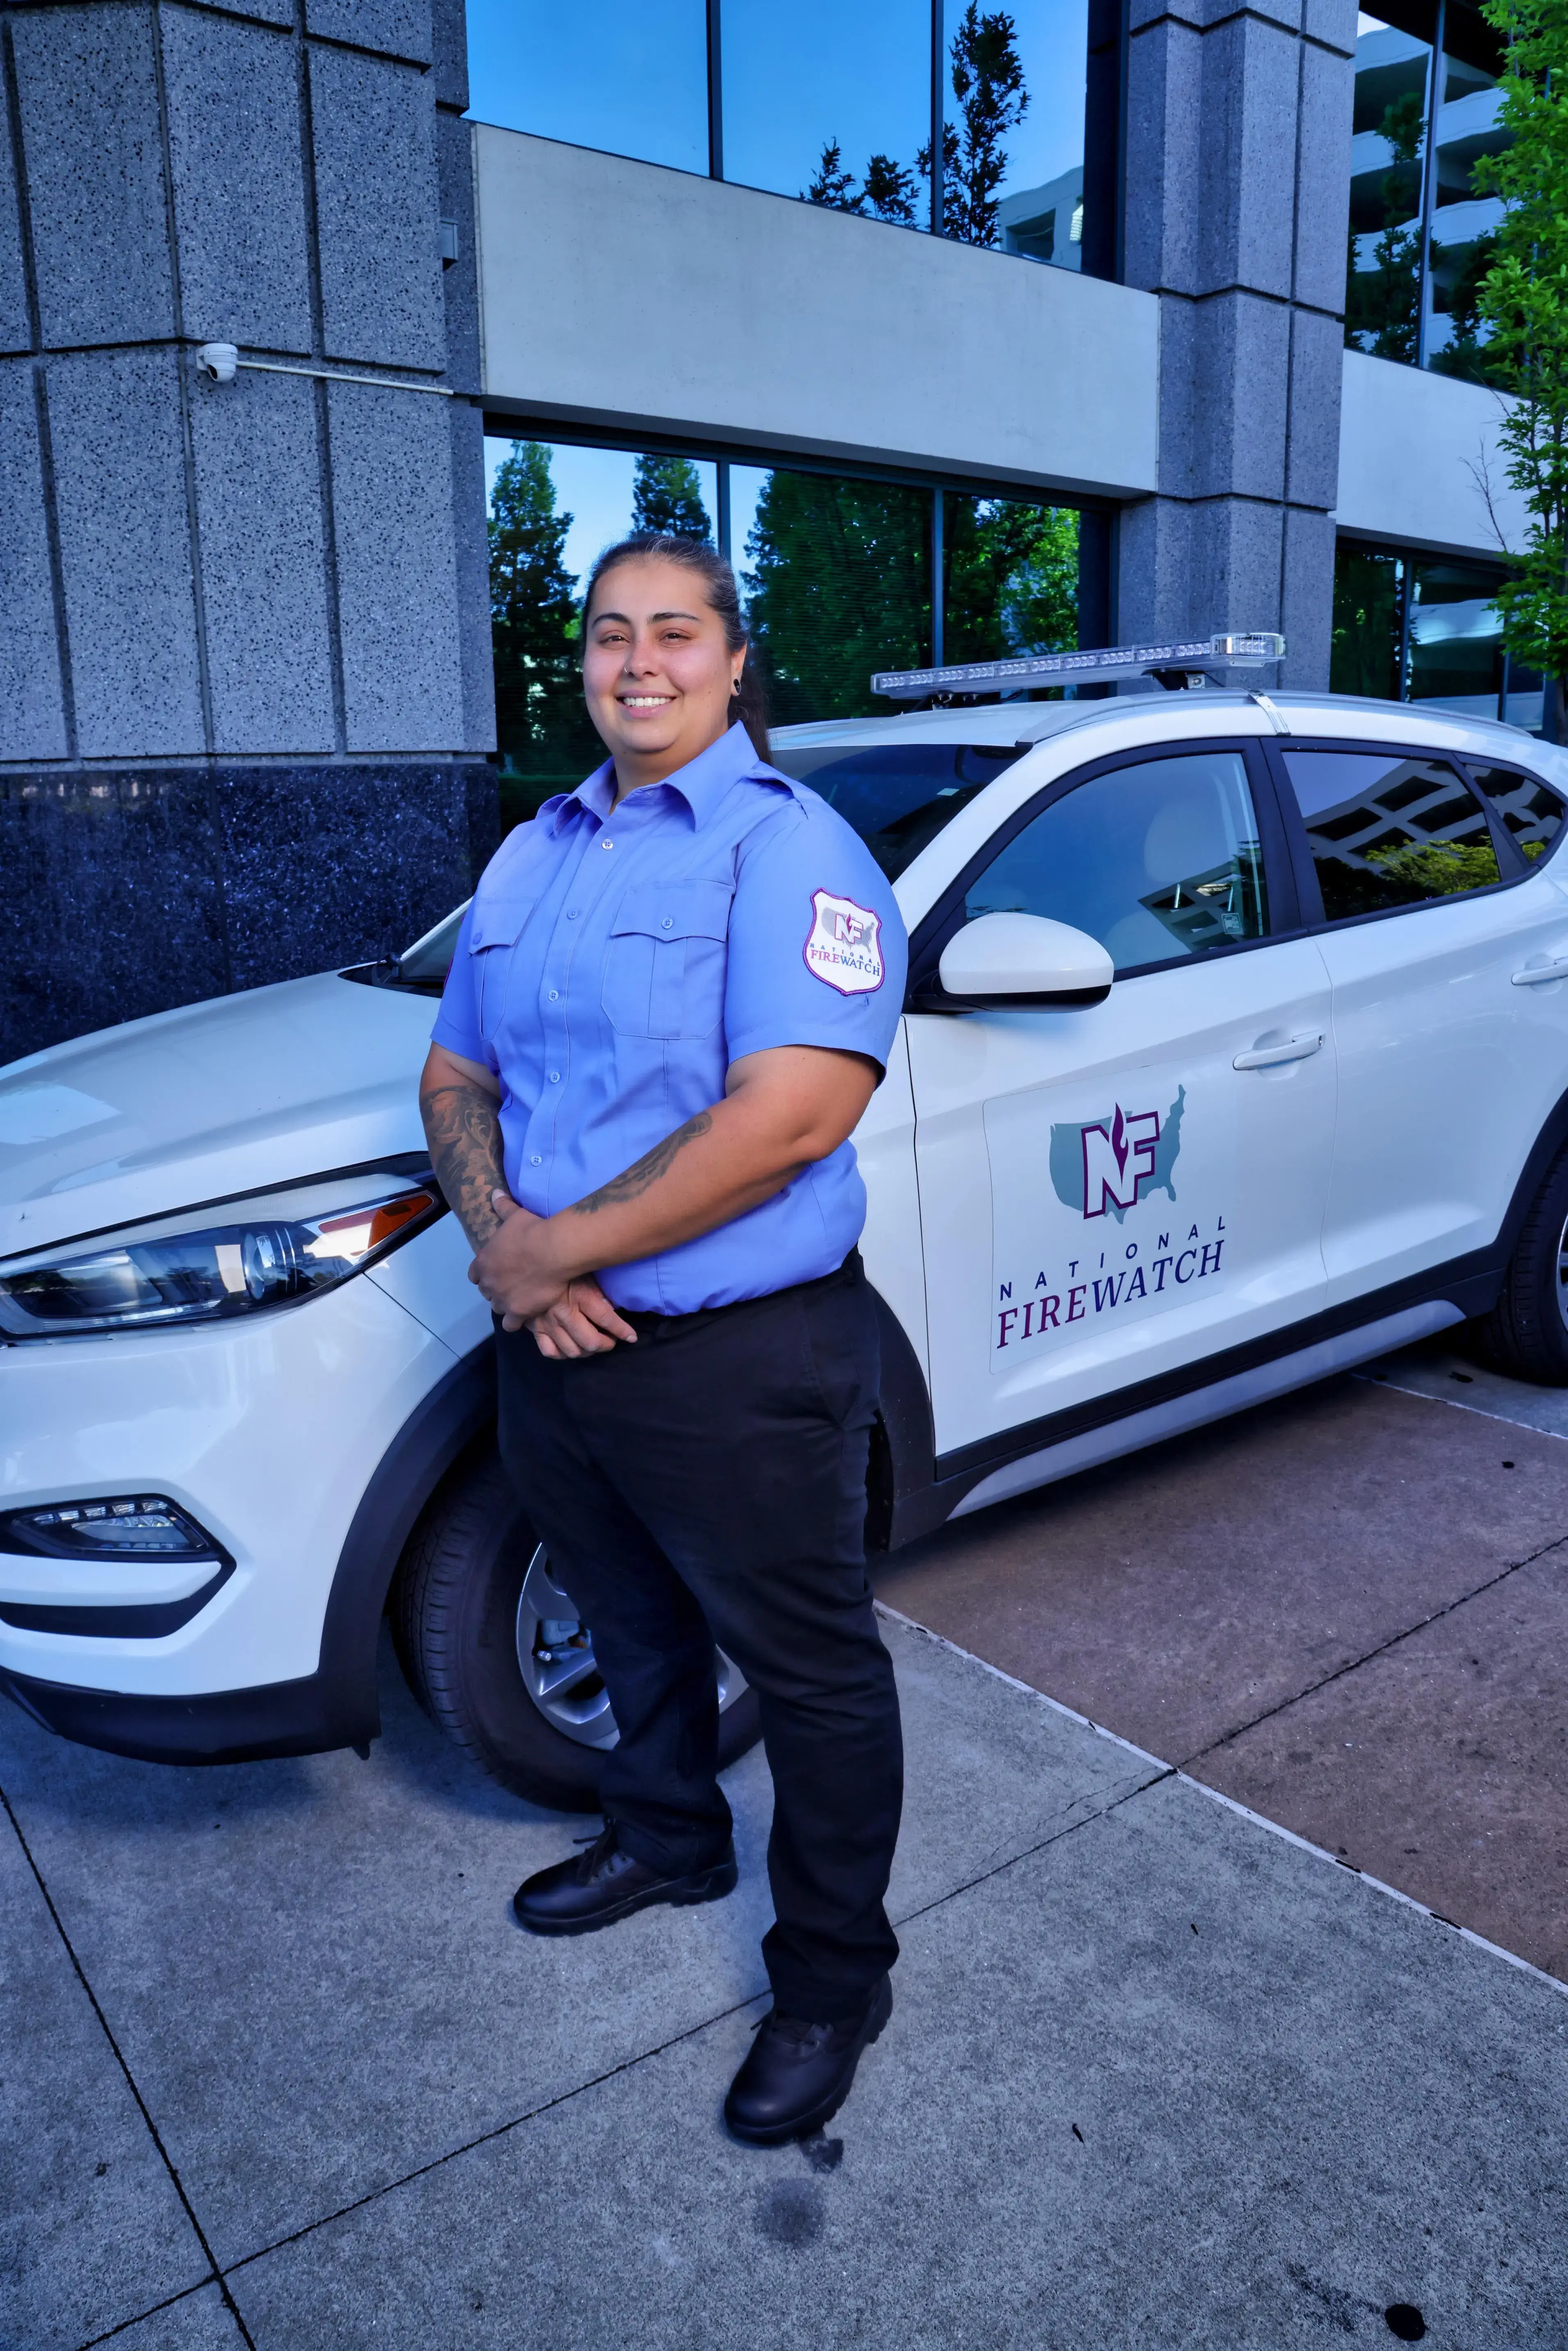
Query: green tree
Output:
[[743, 474, 930, 722], [488, 440, 592, 796], [631, 453, 711, 539], [919, 5, 1029, 247], [1476, 0, 1568, 734], [862, 153, 918, 224], [943, 500, 1078, 665]]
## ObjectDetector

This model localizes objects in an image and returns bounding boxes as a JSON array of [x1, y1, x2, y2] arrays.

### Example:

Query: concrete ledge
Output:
[[1336, 347, 1529, 558], [474, 126, 1160, 501]]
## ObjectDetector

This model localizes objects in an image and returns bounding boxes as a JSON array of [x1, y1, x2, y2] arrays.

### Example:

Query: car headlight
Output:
[[0, 1168, 445, 1338]]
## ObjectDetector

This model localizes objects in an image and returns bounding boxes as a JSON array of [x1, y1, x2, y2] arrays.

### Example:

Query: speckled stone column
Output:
[[1115, 0, 1357, 690], [0, 0, 495, 1062]]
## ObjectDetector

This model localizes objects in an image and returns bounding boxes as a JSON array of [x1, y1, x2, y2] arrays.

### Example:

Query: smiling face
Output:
[[582, 556, 747, 794]]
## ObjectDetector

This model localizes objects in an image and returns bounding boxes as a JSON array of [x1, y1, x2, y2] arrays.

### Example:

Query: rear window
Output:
[[768, 742, 1027, 879], [1468, 765, 1565, 865]]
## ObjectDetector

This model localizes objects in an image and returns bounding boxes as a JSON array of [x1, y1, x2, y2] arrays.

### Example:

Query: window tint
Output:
[[1468, 765, 1565, 866], [962, 751, 1268, 973], [1283, 750, 1500, 920], [768, 743, 1026, 880]]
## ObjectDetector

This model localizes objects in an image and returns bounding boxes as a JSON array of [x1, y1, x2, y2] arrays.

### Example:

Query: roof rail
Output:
[[871, 632, 1286, 702]]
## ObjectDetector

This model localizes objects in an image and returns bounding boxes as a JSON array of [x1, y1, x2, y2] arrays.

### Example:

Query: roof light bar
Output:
[[870, 632, 1286, 700]]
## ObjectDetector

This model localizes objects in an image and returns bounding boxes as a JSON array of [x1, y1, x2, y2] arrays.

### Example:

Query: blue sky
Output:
[[464, 2, 1091, 216], [483, 441, 771, 595]]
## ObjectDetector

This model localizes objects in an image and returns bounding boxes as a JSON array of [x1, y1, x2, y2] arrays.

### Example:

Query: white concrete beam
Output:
[[473, 124, 1160, 502], [1336, 348, 1529, 559]]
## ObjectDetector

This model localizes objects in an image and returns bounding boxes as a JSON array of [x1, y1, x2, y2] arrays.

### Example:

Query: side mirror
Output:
[[936, 912, 1113, 1008]]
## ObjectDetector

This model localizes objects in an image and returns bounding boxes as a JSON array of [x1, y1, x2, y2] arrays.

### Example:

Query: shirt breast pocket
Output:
[[603, 881, 734, 1041], [468, 896, 538, 1040]]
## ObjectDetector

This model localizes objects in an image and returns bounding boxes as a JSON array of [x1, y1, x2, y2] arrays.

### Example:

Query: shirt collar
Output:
[[549, 722, 767, 836]]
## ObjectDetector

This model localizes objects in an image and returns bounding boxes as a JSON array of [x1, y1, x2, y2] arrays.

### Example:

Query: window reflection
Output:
[[1344, 0, 1511, 376], [1330, 540, 1544, 729], [720, 1, 928, 218], [464, 0, 708, 173], [1283, 750, 1500, 917]]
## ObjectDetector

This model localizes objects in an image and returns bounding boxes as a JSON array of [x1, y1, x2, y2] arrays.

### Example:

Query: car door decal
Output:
[[985, 1073, 1233, 1372]]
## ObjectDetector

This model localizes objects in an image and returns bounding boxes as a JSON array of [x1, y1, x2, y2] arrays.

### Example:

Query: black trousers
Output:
[[495, 1253, 903, 2021]]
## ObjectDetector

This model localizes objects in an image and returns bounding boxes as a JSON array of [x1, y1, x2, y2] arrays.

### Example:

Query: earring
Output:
[[732, 677, 741, 695]]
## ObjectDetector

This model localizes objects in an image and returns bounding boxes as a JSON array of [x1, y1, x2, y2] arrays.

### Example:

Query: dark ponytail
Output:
[[581, 533, 770, 762]]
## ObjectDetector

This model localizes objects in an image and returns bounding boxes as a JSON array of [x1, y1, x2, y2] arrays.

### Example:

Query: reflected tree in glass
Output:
[[631, 456, 711, 540], [1330, 544, 1404, 698], [488, 442, 600, 818], [1347, 85, 1426, 362], [743, 474, 930, 722], [944, 499, 1079, 665]]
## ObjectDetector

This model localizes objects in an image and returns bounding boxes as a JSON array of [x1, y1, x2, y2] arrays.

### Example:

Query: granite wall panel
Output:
[[1284, 302, 1344, 509], [11, 2, 175, 349], [435, 103, 478, 390], [0, 770, 227, 1063], [189, 367, 335, 753], [429, 0, 468, 111], [1189, 495, 1286, 635], [0, 49, 32, 355], [1293, 34, 1355, 316], [447, 397, 495, 754], [1191, 292, 1292, 503], [1123, 17, 1203, 294], [217, 760, 483, 989], [161, 5, 313, 353], [327, 378, 463, 751], [0, 361, 68, 761], [1303, 0, 1359, 55], [1280, 503, 1336, 687], [310, 44, 443, 371], [305, 0, 432, 66], [1197, 14, 1298, 301], [47, 350, 205, 759]]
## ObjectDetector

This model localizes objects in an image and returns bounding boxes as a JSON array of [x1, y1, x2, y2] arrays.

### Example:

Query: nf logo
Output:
[[1049, 1086, 1186, 1222], [804, 890, 884, 995]]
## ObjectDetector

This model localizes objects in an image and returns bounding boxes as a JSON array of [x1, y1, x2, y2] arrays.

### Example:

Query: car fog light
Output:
[[0, 1495, 222, 1561]]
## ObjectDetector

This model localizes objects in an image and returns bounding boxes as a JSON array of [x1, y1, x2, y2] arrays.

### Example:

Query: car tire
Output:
[[388, 1445, 763, 1810], [1469, 1144, 1568, 1385]]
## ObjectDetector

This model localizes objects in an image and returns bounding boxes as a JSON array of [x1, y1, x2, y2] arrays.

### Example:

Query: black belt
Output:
[[616, 1251, 863, 1342]]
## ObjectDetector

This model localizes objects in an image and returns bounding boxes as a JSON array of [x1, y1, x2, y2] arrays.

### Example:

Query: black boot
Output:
[[512, 1822, 737, 1937], [723, 1975, 893, 2145]]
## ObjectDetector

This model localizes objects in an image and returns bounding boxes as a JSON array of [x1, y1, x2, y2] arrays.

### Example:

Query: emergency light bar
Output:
[[870, 632, 1286, 700]]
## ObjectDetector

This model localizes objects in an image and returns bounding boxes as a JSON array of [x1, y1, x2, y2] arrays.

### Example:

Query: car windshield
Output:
[[766, 741, 1027, 879], [388, 739, 1025, 986]]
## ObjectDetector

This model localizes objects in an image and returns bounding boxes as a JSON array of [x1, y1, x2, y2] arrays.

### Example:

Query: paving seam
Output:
[[77, 2278, 224, 2351], [875, 1602, 1568, 2002], [1362, 1366, 1568, 1439], [0, 1779, 259, 2351]]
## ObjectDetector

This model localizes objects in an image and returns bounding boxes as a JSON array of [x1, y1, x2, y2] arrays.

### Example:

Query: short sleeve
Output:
[[724, 794, 908, 1075], [429, 903, 496, 1071]]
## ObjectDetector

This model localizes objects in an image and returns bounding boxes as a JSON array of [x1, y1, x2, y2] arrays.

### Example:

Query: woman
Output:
[[418, 534, 907, 2146]]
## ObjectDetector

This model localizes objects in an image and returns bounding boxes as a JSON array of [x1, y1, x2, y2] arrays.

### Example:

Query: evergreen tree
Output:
[[920, 5, 1029, 246], [1475, 0, 1568, 733], [488, 440, 590, 788], [803, 139, 861, 212], [631, 453, 711, 539], [862, 153, 918, 225], [744, 474, 930, 721]]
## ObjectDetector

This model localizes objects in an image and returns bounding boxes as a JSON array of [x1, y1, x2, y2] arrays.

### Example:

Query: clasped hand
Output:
[[467, 1191, 638, 1359]]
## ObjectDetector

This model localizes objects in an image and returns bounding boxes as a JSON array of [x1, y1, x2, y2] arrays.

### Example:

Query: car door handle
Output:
[[1232, 1032, 1324, 1071], [1511, 957, 1568, 986]]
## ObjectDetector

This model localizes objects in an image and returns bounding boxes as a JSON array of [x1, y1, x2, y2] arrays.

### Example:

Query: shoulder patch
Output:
[[804, 889, 885, 996]]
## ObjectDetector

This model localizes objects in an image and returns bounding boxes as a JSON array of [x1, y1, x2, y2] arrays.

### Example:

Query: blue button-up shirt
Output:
[[431, 722, 908, 1313]]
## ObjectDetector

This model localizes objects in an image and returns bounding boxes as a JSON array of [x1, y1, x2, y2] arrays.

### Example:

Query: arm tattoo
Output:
[[420, 1080, 507, 1252], [568, 1110, 713, 1216]]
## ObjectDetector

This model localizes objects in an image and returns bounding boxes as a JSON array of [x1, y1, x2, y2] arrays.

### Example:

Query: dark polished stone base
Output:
[[0, 759, 497, 1066]]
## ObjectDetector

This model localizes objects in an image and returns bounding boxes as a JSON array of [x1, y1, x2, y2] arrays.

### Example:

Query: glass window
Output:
[[943, 496, 1080, 667], [968, 0, 1093, 271], [1283, 749, 1501, 918], [465, 0, 709, 172], [721, 1, 928, 217], [1468, 766, 1565, 864], [962, 752, 1268, 972], [1347, 11, 1431, 364], [1330, 540, 1544, 729], [768, 742, 1026, 879], [739, 468, 932, 724], [1331, 543, 1404, 700], [1427, 0, 1511, 380]]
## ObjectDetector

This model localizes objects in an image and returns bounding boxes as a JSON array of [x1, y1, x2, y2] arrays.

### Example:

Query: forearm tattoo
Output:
[[568, 1110, 714, 1217], [420, 1081, 507, 1252]]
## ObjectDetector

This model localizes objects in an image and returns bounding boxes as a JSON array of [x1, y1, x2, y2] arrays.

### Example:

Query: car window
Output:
[[1281, 750, 1501, 921], [1467, 765, 1565, 866], [767, 743, 1026, 880], [960, 749, 1269, 973]]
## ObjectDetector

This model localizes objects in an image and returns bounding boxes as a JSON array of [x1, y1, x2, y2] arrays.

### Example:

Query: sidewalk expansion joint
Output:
[[0, 1779, 260, 2351], [874, 1599, 1568, 2003]]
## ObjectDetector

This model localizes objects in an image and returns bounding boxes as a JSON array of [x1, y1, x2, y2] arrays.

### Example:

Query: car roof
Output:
[[771, 688, 1562, 776]]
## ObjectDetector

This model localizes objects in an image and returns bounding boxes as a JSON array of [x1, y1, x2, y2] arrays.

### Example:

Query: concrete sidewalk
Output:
[[5, 1610, 1566, 2350]]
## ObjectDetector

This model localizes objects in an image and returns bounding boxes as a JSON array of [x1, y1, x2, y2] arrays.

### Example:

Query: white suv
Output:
[[5, 688, 1568, 1807]]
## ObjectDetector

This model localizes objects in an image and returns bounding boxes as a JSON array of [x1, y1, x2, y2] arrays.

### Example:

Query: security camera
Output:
[[195, 342, 239, 384]]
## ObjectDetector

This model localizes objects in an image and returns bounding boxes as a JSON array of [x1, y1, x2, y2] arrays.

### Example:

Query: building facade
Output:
[[0, 0, 1534, 1062]]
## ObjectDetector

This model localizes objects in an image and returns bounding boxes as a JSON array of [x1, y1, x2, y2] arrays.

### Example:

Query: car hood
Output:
[[0, 973, 438, 1260]]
